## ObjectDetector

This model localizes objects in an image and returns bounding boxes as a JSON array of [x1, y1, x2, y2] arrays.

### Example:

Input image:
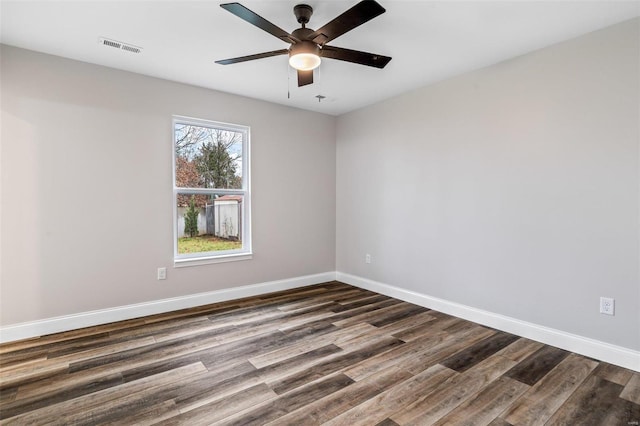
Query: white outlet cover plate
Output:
[[599, 297, 614, 315], [157, 267, 167, 280]]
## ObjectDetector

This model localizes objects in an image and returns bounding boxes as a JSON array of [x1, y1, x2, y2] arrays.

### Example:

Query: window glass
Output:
[[173, 117, 250, 263]]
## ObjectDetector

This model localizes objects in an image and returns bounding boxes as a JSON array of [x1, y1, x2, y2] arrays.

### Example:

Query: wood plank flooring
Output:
[[0, 281, 638, 425]]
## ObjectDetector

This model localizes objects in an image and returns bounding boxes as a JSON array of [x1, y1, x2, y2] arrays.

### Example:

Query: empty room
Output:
[[1, 0, 639, 424]]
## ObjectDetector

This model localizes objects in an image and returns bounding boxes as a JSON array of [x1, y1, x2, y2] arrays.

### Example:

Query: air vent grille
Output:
[[99, 37, 142, 54], [121, 44, 141, 54]]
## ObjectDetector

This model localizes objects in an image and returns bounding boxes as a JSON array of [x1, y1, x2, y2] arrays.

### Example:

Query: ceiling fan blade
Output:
[[321, 45, 391, 68], [216, 49, 289, 65], [298, 70, 313, 87], [308, 0, 386, 45], [220, 3, 297, 44]]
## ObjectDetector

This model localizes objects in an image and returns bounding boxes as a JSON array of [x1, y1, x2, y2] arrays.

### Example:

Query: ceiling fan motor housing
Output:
[[290, 40, 320, 56]]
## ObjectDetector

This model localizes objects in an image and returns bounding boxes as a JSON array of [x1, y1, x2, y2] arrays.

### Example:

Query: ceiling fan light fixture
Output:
[[289, 41, 321, 71], [289, 53, 321, 71]]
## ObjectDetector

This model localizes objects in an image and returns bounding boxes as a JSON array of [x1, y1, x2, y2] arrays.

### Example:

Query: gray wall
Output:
[[0, 46, 336, 325], [336, 18, 639, 350]]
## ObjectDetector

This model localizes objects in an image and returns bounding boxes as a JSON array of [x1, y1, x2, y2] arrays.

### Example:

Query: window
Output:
[[173, 116, 251, 265]]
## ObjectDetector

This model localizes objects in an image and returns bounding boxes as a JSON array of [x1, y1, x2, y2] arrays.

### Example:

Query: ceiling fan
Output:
[[215, 1, 392, 87]]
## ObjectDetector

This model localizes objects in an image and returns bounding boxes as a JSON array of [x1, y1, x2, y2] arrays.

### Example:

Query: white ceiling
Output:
[[1, 1, 638, 115]]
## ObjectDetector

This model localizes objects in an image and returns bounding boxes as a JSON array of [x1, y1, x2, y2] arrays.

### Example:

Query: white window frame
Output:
[[172, 115, 251, 267]]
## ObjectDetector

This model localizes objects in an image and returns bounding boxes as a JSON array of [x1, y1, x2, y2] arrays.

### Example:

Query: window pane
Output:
[[176, 193, 244, 255], [175, 123, 243, 189]]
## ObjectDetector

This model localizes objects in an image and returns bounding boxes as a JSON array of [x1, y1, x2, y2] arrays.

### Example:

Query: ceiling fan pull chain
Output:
[[287, 59, 291, 99], [318, 67, 322, 102], [316, 67, 327, 103]]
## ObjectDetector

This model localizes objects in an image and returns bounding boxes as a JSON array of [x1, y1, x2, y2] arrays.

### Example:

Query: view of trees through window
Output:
[[174, 120, 247, 257]]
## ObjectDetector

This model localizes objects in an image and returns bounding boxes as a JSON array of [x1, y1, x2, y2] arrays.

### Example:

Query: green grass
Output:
[[178, 235, 242, 254]]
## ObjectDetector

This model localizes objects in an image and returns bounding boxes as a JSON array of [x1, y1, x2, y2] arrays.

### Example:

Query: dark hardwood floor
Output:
[[0, 282, 638, 425]]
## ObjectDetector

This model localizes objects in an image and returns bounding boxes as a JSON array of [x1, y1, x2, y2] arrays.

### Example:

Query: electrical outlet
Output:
[[599, 297, 614, 315], [365, 254, 371, 264], [157, 267, 167, 280]]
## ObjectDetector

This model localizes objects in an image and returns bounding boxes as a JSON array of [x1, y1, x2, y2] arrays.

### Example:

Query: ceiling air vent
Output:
[[99, 37, 142, 54]]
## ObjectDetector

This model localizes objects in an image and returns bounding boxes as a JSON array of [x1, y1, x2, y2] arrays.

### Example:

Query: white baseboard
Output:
[[0, 271, 337, 344], [337, 271, 640, 372], [3, 270, 638, 372]]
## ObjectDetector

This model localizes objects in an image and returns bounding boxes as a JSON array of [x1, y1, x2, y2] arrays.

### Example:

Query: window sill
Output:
[[174, 252, 253, 268]]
